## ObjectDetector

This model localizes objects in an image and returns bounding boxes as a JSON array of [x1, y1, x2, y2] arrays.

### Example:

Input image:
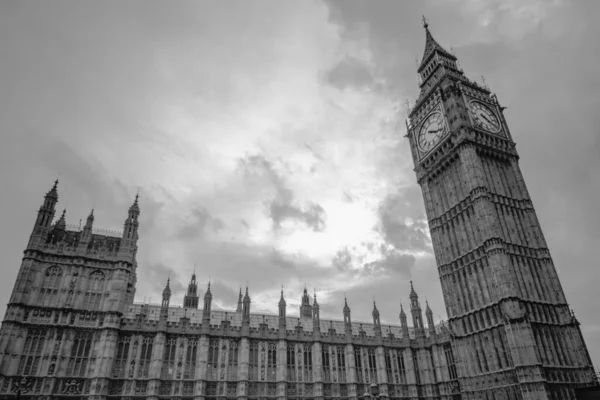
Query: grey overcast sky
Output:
[[0, 0, 598, 364]]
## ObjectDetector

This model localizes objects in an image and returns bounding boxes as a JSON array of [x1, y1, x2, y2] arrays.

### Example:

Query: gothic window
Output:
[[385, 349, 393, 384], [207, 338, 220, 380], [83, 270, 105, 310], [247, 340, 259, 381], [267, 342, 277, 381], [184, 339, 198, 380], [444, 344, 457, 380], [354, 348, 363, 383], [322, 346, 331, 382], [18, 329, 46, 376], [112, 335, 131, 378], [137, 337, 153, 378], [412, 350, 421, 385], [396, 350, 407, 384], [227, 340, 239, 381], [367, 348, 377, 383], [303, 344, 312, 382], [162, 337, 177, 379], [336, 346, 346, 383], [286, 344, 296, 381], [38, 266, 62, 307], [67, 332, 93, 376]]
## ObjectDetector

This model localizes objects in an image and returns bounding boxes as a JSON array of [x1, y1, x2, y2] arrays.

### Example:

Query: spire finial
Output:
[[422, 15, 429, 29]]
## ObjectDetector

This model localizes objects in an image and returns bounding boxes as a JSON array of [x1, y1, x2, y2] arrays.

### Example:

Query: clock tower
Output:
[[406, 20, 597, 399]]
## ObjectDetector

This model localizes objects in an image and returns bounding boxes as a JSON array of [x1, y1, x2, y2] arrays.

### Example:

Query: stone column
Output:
[[237, 337, 250, 400], [346, 344, 357, 400], [375, 346, 388, 396], [277, 339, 286, 400], [194, 335, 209, 400], [313, 342, 323, 400]]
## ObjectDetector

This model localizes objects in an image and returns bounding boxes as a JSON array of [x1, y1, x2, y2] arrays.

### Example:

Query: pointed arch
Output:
[[38, 266, 63, 307], [83, 270, 105, 310]]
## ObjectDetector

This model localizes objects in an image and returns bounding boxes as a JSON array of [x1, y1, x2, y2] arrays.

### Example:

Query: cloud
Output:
[[238, 153, 327, 232], [377, 191, 430, 252], [177, 207, 225, 240], [324, 56, 375, 90]]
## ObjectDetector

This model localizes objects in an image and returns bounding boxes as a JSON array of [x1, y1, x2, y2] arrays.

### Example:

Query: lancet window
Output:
[[443, 344, 457, 380], [367, 348, 377, 383], [227, 340, 239, 381], [354, 348, 364, 383], [184, 339, 198, 380], [112, 335, 131, 378], [412, 350, 421, 385], [38, 266, 62, 307], [286, 344, 296, 381], [67, 332, 94, 377], [207, 338, 220, 380], [18, 329, 46, 376], [385, 349, 393, 384], [249, 340, 259, 381], [336, 346, 347, 383], [267, 342, 277, 381], [83, 270, 105, 310], [322, 346, 331, 382], [395, 350, 407, 384], [162, 337, 177, 379], [137, 337, 153, 378], [303, 344, 312, 382]]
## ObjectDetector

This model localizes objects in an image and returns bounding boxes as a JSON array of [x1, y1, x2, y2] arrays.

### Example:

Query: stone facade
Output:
[[0, 23, 597, 400], [0, 182, 460, 400], [405, 21, 597, 400]]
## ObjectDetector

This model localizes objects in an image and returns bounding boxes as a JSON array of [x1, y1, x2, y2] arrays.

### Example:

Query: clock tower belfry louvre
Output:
[[405, 20, 597, 399]]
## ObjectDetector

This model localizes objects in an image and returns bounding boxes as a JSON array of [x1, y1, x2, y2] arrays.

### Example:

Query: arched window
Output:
[[38, 266, 63, 307], [67, 332, 93, 377], [83, 271, 105, 310], [18, 329, 46, 376]]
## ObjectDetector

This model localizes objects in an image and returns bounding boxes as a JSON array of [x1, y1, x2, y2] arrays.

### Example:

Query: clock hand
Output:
[[428, 128, 441, 134], [481, 114, 492, 124]]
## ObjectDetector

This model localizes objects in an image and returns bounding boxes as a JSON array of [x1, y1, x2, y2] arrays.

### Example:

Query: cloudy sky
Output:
[[1, 0, 598, 364]]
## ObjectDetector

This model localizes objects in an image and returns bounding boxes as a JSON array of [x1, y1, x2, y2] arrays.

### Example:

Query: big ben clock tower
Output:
[[406, 19, 597, 399]]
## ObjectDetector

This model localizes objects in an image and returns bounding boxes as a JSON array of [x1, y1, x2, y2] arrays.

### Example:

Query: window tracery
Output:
[[18, 329, 46, 376], [83, 270, 105, 310], [67, 331, 94, 376], [227, 340, 239, 381], [38, 266, 62, 307], [112, 335, 131, 378], [207, 338, 220, 380]]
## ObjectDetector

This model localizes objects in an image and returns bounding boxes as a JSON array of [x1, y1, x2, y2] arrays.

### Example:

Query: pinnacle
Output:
[[46, 179, 59, 199], [418, 18, 456, 72]]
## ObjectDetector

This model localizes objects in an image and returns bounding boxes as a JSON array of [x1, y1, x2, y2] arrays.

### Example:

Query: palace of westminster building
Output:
[[0, 22, 597, 400]]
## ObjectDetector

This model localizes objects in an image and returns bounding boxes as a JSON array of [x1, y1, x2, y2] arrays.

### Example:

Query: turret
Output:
[[35, 180, 59, 228], [236, 288, 243, 313], [300, 286, 313, 319], [312, 291, 320, 324], [183, 272, 199, 309], [372, 300, 381, 337], [278, 288, 286, 334], [49, 209, 67, 244], [120, 194, 140, 257], [202, 281, 212, 323], [160, 277, 171, 320], [410, 281, 425, 338], [400, 303, 410, 339], [79, 209, 94, 246], [343, 296, 352, 337], [425, 300, 436, 338], [242, 287, 251, 322], [312, 291, 321, 337]]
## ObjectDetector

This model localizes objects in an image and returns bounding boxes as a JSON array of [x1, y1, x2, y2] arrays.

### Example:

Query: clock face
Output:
[[418, 112, 446, 153], [469, 101, 501, 132]]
